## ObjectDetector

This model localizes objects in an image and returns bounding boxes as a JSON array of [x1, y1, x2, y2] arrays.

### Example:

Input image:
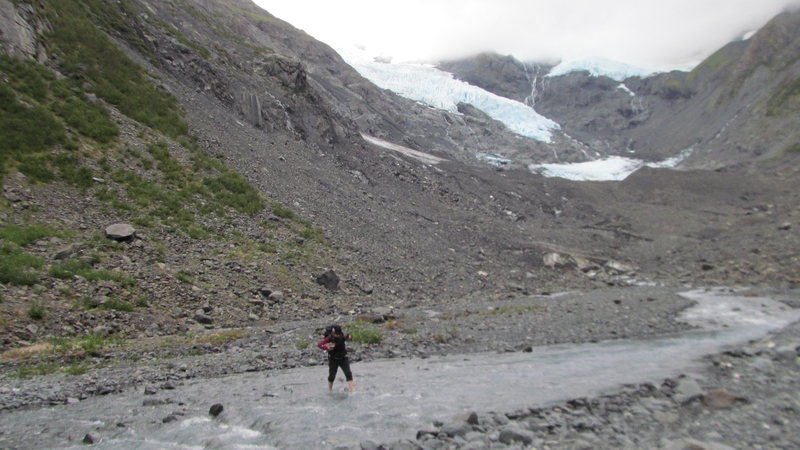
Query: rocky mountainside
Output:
[[0, 0, 798, 381], [440, 11, 800, 170]]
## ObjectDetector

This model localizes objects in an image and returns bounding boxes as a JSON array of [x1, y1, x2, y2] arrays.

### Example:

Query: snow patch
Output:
[[617, 83, 635, 96], [476, 153, 511, 167], [529, 149, 693, 181], [340, 49, 560, 143], [362, 134, 446, 165]]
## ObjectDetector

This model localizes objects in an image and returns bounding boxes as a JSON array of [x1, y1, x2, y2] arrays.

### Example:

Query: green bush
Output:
[[43, 0, 188, 138], [50, 259, 134, 286], [204, 172, 265, 215], [27, 302, 46, 320], [346, 323, 383, 344], [14, 363, 60, 378], [295, 338, 311, 350], [767, 76, 800, 117], [51, 153, 94, 189], [98, 298, 134, 312], [0, 224, 58, 246], [271, 203, 296, 220], [298, 226, 325, 243], [51, 332, 114, 356], [63, 362, 90, 376], [0, 245, 44, 285], [52, 96, 118, 143], [176, 272, 193, 283], [0, 83, 65, 163], [17, 154, 56, 183], [0, 54, 118, 181], [147, 142, 184, 185]]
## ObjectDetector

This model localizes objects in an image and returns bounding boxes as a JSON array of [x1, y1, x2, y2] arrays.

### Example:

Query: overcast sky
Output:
[[252, 0, 800, 69]]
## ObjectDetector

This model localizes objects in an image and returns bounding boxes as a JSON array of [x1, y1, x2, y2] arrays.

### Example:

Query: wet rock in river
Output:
[[498, 425, 535, 445], [440, 421, 472, 438], [209, 403, 224, 417], [672, 378, 704, 405], [660, 438, 736, 450], [701, 391, 746, 409]]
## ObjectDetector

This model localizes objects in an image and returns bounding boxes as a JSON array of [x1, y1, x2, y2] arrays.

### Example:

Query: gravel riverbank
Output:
[[0, 286, 693, 411]]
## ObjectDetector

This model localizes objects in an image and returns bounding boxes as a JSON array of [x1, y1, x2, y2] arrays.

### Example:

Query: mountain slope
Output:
[[440, 11, 800, 169]]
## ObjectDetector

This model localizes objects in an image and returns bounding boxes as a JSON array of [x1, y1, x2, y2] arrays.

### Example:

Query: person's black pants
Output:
[[328, 357, 353, 382]]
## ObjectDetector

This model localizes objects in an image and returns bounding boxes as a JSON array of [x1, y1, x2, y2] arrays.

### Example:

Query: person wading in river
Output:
[[317, 324, 356, 392]]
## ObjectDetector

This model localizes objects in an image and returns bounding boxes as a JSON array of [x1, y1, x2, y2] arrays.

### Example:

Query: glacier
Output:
[[341, 51, 560, 143], [547, 57, 661, 82]]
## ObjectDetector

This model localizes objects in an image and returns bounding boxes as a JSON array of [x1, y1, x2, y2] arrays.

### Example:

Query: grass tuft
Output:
[[0, 224, 59, 246], [346, 322, 383, 344], [27, 302, 46, 320], [50, 259, 134, 286], [0, 244, 44, 285]]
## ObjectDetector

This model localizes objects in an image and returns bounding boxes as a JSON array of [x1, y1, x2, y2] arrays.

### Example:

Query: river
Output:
[[0, 288, 797, 449]]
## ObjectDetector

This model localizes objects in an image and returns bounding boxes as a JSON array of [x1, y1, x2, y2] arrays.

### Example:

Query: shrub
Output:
[[0, 245, 44, 285], [42, 0, 188, 138], [197, 329, 249, 344], [298, 226, 325, 244], [51, 332, 114, 356], [0, 83, 65, 164], [0, 224, 58, 246], [295, 338, 311, 350], [15, 363, 60, 378], [64, 362, 90, 376], [50, 259, 134, 286], [52, 96, 118, 143], [17, 154, 56, 183], [0, 53, 118, 181], [767, 76, 800, 117], [272, 203, 296, 219], [176, 272, 193, 283], [95, 298, 134, 312], [51, 153, 94, 189], [347, 322, 383, 344], [27, 302, 46, 320], [204, 172, 265, 215]]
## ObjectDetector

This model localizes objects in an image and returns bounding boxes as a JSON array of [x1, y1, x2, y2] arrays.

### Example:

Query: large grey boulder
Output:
[[440, 421, 472, 438], [315, 269, 340, 290], [672, 378, 704, 405], [498, 426, 535, 445], [105, 223, 136, 242]]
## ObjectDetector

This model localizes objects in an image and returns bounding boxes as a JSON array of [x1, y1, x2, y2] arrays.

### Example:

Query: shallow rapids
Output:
[[0, 288, 797, 449]]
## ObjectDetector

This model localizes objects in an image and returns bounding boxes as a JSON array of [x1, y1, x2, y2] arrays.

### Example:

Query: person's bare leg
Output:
[[347, 380, 355, 392], [328, 381, 334, 391]]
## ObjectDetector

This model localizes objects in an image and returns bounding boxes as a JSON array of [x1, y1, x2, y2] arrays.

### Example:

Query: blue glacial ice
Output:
[[341, 53, 560, 143], [547, 57, 662, 82]]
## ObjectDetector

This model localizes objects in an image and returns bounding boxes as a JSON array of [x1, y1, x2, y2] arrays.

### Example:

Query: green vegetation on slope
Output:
[[0, 245, 44, 286], [766, 76, 800, 117], [41, 0, 187, 138]]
